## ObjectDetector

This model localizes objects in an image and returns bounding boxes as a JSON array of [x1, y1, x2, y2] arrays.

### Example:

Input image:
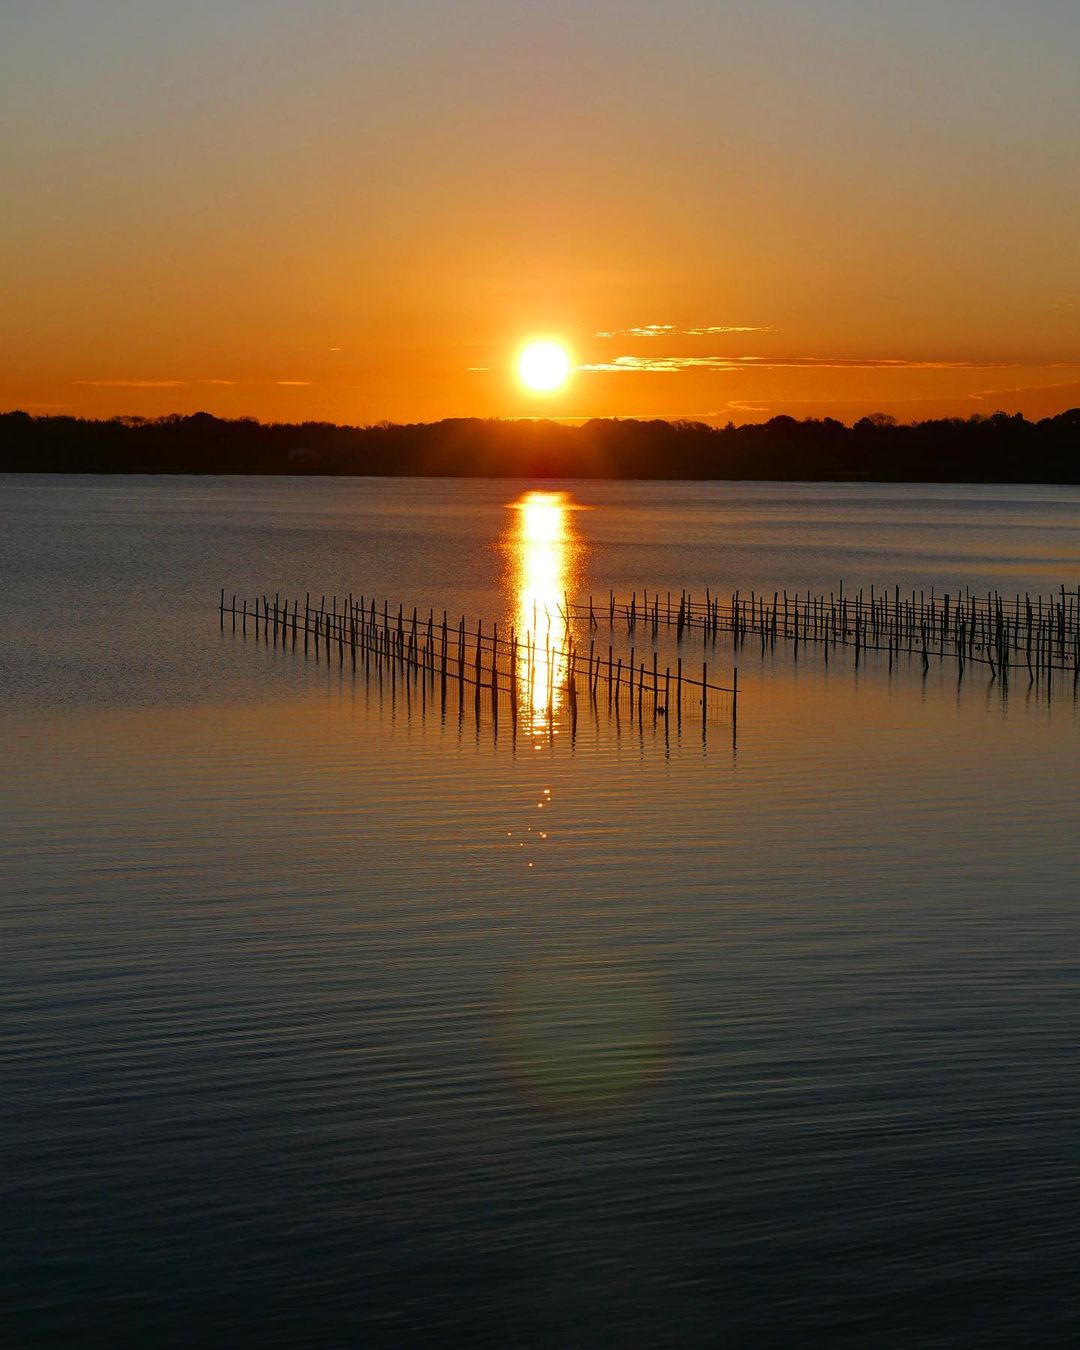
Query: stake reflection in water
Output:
[[508, 491, 580, 734]]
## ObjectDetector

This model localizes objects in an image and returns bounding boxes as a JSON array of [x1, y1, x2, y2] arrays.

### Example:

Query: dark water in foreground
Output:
[[3, 476, 1080, 1348]]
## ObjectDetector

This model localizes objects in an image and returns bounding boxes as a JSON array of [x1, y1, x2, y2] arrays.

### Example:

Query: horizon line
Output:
[[5, 406, 1078, 433]]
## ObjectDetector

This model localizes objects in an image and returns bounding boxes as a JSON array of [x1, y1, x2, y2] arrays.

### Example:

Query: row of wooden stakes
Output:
[[219, 589, 738, 729], [570, 582, 1080, 687]]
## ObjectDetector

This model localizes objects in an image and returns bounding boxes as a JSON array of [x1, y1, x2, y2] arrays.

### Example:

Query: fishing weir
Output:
[[218, 589, 738, 739], [219, 577, 1080, 749], [569, 583, 1080, 694]]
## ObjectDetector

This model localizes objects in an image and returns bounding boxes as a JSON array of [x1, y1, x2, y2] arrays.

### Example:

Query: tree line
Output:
[[1, 408, 1077, 482]]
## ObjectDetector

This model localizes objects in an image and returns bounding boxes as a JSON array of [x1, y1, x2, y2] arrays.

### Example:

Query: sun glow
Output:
[[516, 340, 572, 394]]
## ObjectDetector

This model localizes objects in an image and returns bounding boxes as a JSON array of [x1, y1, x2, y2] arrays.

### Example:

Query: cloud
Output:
[[595, 324, 676, 339], [76, 377, 240, 388], [76, 379, 186, 388], [595, 324, 771, 338], [965, 377, 1080, 399], [724, 377, 1080, 417], [275, 380, 312, 386], [577, 355, 1056, 374], [685, 325, 774, 336]]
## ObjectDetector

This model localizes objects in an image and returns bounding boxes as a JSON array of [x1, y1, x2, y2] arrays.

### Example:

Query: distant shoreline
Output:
[[2, 409, 1078, 484], [5, 470, 1080, 491]]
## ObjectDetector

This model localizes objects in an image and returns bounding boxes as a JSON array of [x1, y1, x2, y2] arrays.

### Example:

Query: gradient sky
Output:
[[3, 0, 1079, 425]]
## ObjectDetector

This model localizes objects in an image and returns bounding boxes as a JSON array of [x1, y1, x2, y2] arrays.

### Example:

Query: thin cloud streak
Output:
[[76, 379, 186, 388], [595, 325, 675, 338], [578, 355, 1067, 374], [725, 377, 1080, 416], [76, 377, 237, 388], [595, 324, 771, 338], [685, 325, 774, 336]]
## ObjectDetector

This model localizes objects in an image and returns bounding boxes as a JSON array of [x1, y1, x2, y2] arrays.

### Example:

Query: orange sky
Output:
[[2, 1, 1079, 427]]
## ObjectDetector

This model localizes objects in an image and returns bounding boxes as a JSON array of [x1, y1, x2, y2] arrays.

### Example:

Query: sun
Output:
[[516, 339, 572, 394]]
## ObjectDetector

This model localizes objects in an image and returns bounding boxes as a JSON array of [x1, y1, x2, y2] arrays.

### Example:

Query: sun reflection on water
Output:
[[505, 490, 581, 736]]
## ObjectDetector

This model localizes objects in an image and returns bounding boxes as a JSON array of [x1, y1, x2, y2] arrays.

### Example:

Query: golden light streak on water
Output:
[[505, 491, 581, 738]]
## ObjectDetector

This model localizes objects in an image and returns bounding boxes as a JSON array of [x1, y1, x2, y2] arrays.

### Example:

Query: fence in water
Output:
[[218, 589, 738, 734], [569, 583, 1080, 692]]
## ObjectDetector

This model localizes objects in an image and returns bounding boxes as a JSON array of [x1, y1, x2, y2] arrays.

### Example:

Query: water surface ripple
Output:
[[3, 476, 1079, 1348]]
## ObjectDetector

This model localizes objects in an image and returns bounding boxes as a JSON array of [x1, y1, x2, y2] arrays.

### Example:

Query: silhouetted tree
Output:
[[0, 408, 1076, 482]]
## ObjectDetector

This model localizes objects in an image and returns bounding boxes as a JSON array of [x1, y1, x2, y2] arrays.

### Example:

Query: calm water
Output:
[[3, 475, 1080, 1348]]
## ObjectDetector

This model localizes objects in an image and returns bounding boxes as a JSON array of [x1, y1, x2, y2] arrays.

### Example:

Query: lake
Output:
[[3, 474, 1080, 1348]]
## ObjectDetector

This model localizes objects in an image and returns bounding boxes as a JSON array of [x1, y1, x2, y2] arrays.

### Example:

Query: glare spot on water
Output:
[[502, 958, 669, 1113]]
